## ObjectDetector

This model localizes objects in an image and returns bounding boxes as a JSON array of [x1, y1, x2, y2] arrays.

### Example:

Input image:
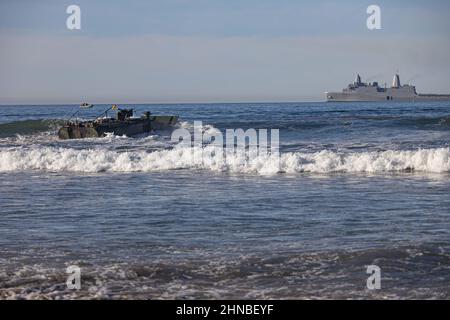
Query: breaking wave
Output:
[[0, 146, 449, 174], [0, 119, 64, 138]]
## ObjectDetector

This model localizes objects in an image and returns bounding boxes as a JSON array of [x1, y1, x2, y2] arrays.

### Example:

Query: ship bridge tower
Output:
[[355, 74, 362, 85], [392, 74, 401, 88]]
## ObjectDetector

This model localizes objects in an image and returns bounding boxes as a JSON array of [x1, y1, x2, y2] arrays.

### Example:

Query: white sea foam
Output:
[[0, 146, 449, 174]]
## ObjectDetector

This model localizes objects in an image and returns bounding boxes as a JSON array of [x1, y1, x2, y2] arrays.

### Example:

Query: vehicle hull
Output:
[[58, 116, 178, 140]]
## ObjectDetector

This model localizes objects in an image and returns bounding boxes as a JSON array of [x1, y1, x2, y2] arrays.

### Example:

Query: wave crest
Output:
[[0, 119, 65, 138], [1, 146, 449, 174]]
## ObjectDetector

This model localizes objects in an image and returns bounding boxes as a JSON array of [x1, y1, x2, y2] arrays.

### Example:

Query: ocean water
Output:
[[0, 102, 450, 299]]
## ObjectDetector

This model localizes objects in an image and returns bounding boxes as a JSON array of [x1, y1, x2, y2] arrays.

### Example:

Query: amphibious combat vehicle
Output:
[[58, 106, 178, 140]]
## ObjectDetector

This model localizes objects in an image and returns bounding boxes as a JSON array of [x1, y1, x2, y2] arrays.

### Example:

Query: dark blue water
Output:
[[1, 102, 450, 299]]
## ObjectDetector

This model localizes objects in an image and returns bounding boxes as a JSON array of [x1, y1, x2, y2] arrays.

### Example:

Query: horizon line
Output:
[[0, 100, 325, 106]]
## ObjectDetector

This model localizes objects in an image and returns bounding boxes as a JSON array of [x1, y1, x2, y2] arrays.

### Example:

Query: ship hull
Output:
[[326, 93, 450, 102]]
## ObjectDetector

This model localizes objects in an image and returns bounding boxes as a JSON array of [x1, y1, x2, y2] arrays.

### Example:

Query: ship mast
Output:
[[392, 73, 401, 88]]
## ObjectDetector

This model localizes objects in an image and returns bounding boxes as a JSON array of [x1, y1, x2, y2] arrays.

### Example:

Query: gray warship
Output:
[[58, 106, 178, 139], [326, 74, 450, 102]]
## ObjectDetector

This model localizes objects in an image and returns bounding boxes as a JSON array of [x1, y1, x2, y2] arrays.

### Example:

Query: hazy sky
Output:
[[1, 0, 450, 104]]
